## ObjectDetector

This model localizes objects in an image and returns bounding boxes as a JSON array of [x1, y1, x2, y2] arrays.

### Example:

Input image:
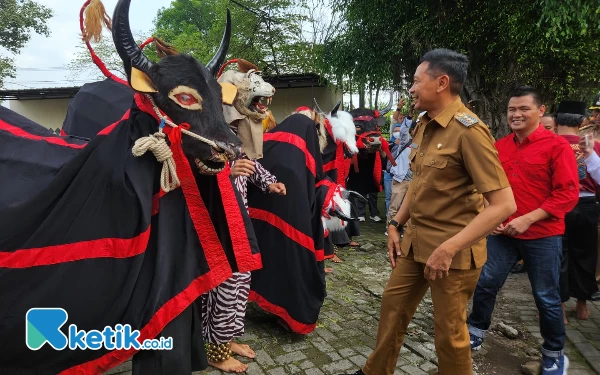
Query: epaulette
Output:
[[455, 112, 479, 127]]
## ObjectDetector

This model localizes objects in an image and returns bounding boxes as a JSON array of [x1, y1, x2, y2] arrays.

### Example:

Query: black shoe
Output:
[[591, 290, 600, 301], [338, 370, 364, 375], [510, 262, 526, 274]]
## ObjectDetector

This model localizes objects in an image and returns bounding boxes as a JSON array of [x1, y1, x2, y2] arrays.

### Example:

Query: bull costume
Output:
[[346, 97, 396, 221], [246, 111, 359, 334], [193, 59, 282, 372], [293, 102, 359, 261], [0, 2, 262, 374]]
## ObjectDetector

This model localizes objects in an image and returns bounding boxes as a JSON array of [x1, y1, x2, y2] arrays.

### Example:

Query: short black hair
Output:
[[420, 48, 468, 95], [509, 86, 542, 107], [557, 113, 584, 127]]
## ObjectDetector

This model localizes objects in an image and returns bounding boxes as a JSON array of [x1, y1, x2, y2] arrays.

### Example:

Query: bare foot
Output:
[[325, 267, 334, 273], [332, 254, 343, 263], [349, 241, 359, 247], [208, 357, 248, 373], [575, 300, 590, 320], [231, 341, 255, 359]]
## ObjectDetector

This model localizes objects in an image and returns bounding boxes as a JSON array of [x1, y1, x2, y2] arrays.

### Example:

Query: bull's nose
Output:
[[214, 141, 241, 161]]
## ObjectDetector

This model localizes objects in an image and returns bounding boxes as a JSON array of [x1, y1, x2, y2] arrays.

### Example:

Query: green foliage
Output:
[[326, 0, 600, 137], [0, 0, 53, 87], [152, 0, 311, 75]]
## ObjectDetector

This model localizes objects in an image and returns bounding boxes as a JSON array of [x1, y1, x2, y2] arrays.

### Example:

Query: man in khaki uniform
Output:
[[340, 49, 517, 375]]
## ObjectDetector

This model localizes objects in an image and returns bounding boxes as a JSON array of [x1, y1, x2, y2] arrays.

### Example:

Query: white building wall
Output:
[[10, 99, 71, 131], [4, 85, 340, 130]]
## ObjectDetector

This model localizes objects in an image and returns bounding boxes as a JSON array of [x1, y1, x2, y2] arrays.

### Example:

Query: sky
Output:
[[3, 0, 168, 90]]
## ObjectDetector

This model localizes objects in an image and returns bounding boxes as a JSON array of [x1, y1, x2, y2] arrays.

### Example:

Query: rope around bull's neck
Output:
[[131, 94, 219, 193]]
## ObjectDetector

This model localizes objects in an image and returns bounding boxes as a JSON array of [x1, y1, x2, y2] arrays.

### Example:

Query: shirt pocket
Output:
[[422, 154, 449, 189], [523, 157, 548, 180]]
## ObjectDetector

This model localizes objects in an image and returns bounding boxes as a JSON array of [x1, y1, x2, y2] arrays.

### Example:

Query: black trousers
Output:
[[353, 193, 380, 218], [560, 197, 600, 301]]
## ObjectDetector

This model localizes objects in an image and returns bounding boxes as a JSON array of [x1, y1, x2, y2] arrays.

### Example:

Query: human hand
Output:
[[230, 160, 255, 178], [268, 182, 286, 195], [387, 226, 402, 268], [579, 134, 594, 158], [398, 98, 405, 107], [424, 247, 452, 280], [503, 216, 532, 237], [491, 223, 505, 235]]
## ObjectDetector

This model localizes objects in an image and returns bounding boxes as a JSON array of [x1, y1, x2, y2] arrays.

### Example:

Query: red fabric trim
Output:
[[248, 290, 316, 334], [249, 208, 324, 261], [170, 142, 231, 279], [0, 227, 151, 268], [151, 189, 171, 216], [353, 115, 374, 122], [380, 137, 396, 166], [374, 110, 380, 118], [263, 132, 316, 177], [60, 128, 67, 136], [336, 145, 349, 187], [322, 160, 335, 172], [373, 154, 382, 192], [352, 154, 359, 173], [0, 119, 86, 149], [217, 164, 262, 272], [98, 110, 131, 136], [295, 106, 311, 112], [60, 267, 232, 375]]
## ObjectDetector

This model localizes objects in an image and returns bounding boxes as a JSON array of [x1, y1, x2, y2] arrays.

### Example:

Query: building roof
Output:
[[0, 74, 329, 101]]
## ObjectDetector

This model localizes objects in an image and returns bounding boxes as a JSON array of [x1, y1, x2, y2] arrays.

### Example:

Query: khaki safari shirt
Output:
[[402, 97, 510, 270]]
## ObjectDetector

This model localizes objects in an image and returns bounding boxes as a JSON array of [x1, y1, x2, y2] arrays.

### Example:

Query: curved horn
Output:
[[331, 100, 341, 117], [313, 98, 325, 115], [112, 0, 153, 76], [342, 189, 367, 204], [206, 9, 232, 77], [378, 91, 395, 116], [331, 209, 360, 222]]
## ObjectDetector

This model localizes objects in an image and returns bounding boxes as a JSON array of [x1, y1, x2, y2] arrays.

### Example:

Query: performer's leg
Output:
[[383, 171, 392, 215], [429, 266, 481, 375], [202, 273, 249, 373], [132, 301, 207, 375], [367, 192, 380, 218], [566, 199, 599, 319], [387, 180, 409, 223], [230, 272, 255, 358], [362, 251, 428, 375]]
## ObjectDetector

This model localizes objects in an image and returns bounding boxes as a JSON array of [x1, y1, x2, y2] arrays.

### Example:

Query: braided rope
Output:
[[131, 95, 224, 193], [132, 131, 180, 192]]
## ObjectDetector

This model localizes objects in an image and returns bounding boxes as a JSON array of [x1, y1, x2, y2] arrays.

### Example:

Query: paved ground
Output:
[[109, 199, 600, 375]]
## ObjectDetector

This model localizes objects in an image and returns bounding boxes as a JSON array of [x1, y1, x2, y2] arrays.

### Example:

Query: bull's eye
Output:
[[168, 86, 203, 110], [175, 93, 198, 106]]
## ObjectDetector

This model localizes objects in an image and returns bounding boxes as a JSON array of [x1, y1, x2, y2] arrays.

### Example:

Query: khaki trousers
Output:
[[386, 179, 410, 223], [363, 251, 481, 375]]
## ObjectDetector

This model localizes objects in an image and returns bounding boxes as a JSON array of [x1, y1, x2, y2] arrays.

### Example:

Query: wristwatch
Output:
[[387, 219, 401, 228]]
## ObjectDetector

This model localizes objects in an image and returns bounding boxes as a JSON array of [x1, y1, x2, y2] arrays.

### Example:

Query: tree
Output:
[[326, 0, 600, 137], [152, 0, 310, 76], [66, 30, 147, 82], [0, 0, 53, 88]]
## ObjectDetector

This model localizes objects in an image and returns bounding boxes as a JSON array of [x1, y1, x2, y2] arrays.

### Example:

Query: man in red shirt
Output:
[[555, 100, 600, 320], [467, 87, 579, 375]]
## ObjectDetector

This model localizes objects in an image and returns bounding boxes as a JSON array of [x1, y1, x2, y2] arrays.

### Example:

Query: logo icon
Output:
[[26, 308, 68, 350]]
